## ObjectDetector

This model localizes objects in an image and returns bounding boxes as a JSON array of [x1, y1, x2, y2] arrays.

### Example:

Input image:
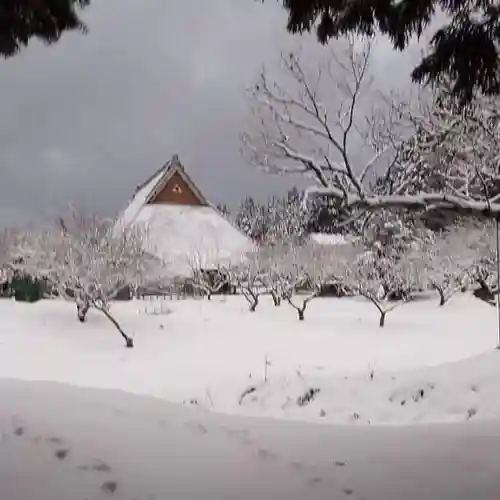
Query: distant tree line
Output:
[[217, 187, 358, 244]]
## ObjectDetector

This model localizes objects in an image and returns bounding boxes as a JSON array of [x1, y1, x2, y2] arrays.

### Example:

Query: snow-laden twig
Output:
[[245, 42, 500, 223], [242, 36, 414, 218], [281, 243, 345, 321], [15, 210, 170, 347], [341, 238, 421, 327]]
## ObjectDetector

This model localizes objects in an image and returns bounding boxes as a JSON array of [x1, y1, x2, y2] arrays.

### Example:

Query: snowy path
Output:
[[1, 379, 500, 500]]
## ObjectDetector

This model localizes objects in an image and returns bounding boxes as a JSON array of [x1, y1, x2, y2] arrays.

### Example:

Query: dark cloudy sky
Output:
[[0, 0, 420, 227]]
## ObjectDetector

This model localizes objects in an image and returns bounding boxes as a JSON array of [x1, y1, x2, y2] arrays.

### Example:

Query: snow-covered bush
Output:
[[17, 211, 166, 347]]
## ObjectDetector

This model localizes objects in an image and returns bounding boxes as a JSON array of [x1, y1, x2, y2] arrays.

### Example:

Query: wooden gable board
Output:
[[150, 171, 204, 206], [146, 158, 208, 207]]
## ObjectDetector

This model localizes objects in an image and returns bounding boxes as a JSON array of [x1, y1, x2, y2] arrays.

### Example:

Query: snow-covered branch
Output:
[[234, 251, 268, 312], [246, 42, 500, 222], [413, 225, 479, 305], [281, 242, 346, 320], [188, 262, 232, 300], [341, 237, 421, 327], [242, 36, 408, 209], [16, 210, 168, 347]]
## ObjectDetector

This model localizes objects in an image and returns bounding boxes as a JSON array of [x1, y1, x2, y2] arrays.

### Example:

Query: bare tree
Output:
[[244, 34, 500, 223], [282, 243, 342, 321], [461, 222, 500, 303], [251, 243, 292, 306], [234, 252, 268, 312], [17, 211, 166, 347], [414, 225, 480, 306], [342, 240, 421, 327], [243, 36, 412, 217], [189, 265, 232, 300]]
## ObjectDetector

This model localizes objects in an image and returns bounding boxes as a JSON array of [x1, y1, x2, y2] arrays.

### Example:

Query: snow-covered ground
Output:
[[3, 378, 500, 500], [0, 293, 499, 425]]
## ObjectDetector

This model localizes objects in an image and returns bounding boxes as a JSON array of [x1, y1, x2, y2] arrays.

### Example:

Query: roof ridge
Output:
[[133, 159, 172, 196]]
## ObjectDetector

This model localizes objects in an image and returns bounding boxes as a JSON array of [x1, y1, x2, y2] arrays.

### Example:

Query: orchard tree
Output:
[[342, 239, 421, 327], [185, 243, 236, 300], [362, 210, 432, 300], [463, 221, 500, 297], [0, 1, 89, 58], [282, 243, 343, 320], [252, 244, 289, 306], [415, 224, 480, 305], [18, 211, 165, 348], [234, 252, 268, 312], [188, 265, 232, 300], [274, 0, 500, 103]]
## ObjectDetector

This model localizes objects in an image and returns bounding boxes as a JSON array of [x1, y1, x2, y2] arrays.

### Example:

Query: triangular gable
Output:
[[117, 155, 209, 230], [148, 157, 208, 206]]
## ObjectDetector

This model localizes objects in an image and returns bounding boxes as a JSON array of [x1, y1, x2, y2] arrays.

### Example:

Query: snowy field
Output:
[[0, 293, 499, 425]]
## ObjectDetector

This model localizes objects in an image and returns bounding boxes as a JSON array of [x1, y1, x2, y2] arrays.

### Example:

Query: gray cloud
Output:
[[0, 0, 420, 228]]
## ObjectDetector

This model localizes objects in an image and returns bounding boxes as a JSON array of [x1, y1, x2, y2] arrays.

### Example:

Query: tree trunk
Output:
[[287, 293, 317, 321], [379, 310, 386, 328], [436, 286, 445, 306], [98, 306, 134, 348], [271, 293, 281, 306], [76, 300, 89, 323], [366, 295, 387, 328], [298, 307, 305, 321], [249, 295, 259, 312]]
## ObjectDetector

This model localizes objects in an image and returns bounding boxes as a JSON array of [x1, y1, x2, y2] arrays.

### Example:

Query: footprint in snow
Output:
[[100, 480, 118, 494], [13, 425, 25, 437], [54, 448, 70, 460]]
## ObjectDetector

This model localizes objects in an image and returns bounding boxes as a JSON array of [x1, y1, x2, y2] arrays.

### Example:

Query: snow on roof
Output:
[[115, 155, 254, 276], [132, 204, 253, 276], [117, 166, 166, 229]]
